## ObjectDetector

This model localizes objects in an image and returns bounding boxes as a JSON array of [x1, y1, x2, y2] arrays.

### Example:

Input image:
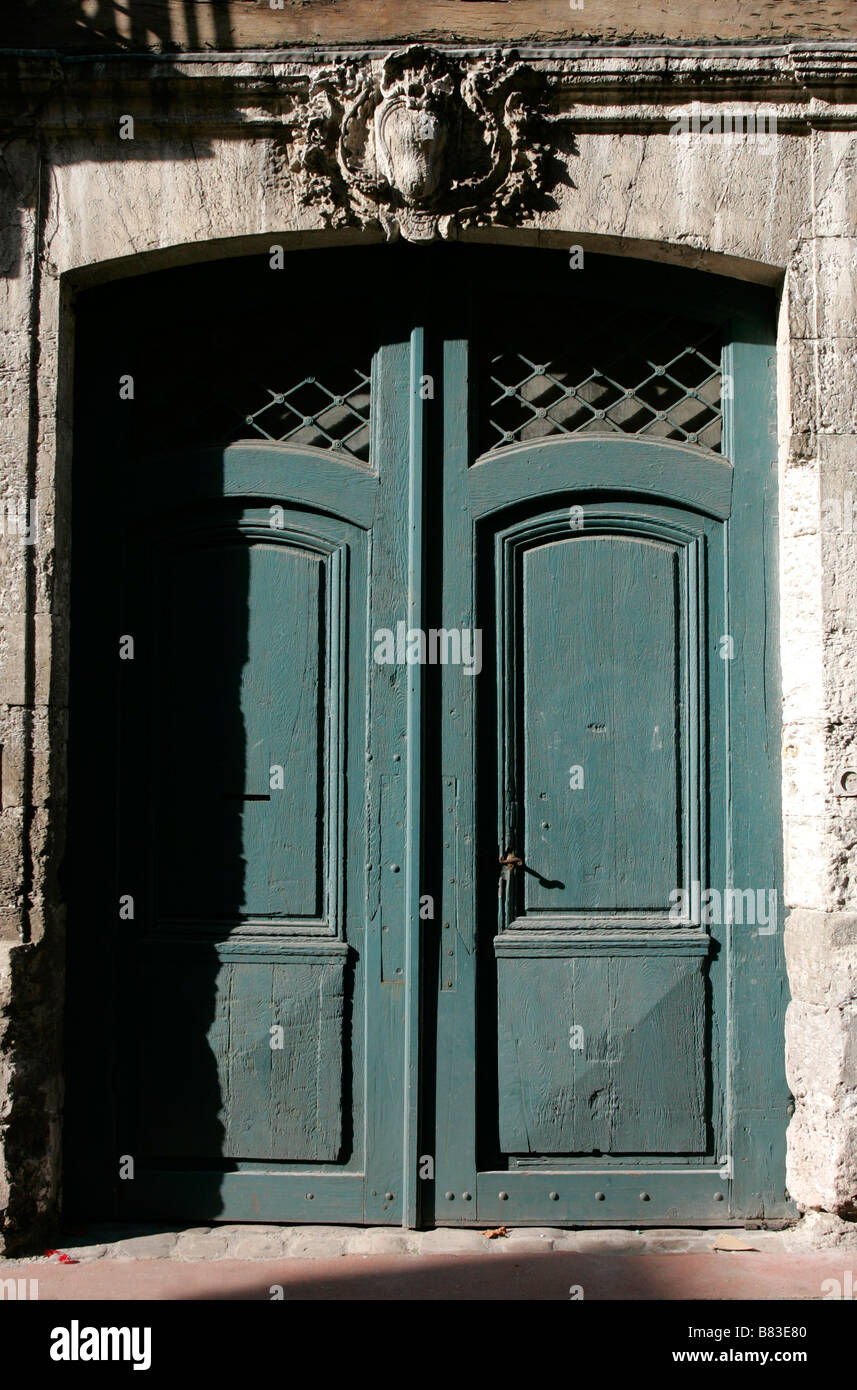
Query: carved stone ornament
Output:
[[284, 46, 574, 242]]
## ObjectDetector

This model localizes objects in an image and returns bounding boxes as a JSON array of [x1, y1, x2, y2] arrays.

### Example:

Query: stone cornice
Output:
[[3, 41, 857, 90], [4, 43, 857, 147]]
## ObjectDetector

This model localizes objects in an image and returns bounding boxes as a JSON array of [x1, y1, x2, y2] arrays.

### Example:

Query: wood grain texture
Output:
[[469, 437, 733, 523], [137, 952, 345, 1161], [154, 532, 326, 921], [475, 1168, 729, 1225], [362, 331, 415, 1226], [132, 1170, 365, 1223], [494, 497, 713, 939], [723, 320, 791, 1219], [432, 328, 480, 1224], [4, 0, 855, 50], [522, 533, 680, 914], [497, 954, 707, 1155]]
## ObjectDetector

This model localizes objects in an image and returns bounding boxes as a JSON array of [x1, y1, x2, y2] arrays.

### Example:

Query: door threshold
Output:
[[31, 1220, 800, 1263]]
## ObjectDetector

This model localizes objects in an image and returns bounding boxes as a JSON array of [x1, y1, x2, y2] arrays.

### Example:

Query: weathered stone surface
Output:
[[417, 1228, 492, 1254], [19, 1219, 852, 1266], [111, 1232, 179, 1260], [343, 1229, 415, 1255], [0, 940, 65, 1253], [782, 462, 819, 540], [552, 1228, 634, 1251], [785, 340, 819, 440], [174, 1230, 231, 1261], [818, 342, 857, 434], [813, 132, 857, 239], [785, 911, 857, 1214], [784, 1209, 857, 1248], [780, 534, 824, 724], [7, 1, 857, 51], [284, 1235, 349, 1259], [814, 240, 857, 341]]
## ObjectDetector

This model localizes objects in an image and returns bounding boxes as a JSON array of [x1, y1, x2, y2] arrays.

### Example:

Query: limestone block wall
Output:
[[783, 129, 857, 1216], [1, 43, 856, 1244]]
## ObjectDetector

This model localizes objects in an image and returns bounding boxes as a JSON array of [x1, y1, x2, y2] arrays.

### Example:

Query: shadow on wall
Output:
[[0, 59, 225, 286], [9, 1, 234, 51], [75, 0, 233, 50]]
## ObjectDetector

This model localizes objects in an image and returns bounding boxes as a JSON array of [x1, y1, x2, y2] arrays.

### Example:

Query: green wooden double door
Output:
[[66, 249, 791, 1226]]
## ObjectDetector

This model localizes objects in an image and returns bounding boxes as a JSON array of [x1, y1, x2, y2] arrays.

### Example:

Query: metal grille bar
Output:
[[238, 367, 372, 462], [484, 311, 723, 454]]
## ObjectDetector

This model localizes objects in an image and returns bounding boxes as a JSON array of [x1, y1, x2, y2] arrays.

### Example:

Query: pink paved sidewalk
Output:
[[3, 1251, 854, 1299]]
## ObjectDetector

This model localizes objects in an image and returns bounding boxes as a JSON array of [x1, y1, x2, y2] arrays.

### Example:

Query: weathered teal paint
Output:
[[65, 247, 789, 1228], [66, 252, 420, 1224], [118, 469, 378, 1218], [404, 326, 426, 1228], [429, 251, 789, 1226]]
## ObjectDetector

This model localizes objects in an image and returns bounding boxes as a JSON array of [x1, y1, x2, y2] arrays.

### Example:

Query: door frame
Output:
[[62, 245, 788, 1228]]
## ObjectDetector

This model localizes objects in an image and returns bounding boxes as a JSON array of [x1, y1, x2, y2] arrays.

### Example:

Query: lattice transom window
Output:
[[240, 367, 372, 462], [482, 309, 723, 454]]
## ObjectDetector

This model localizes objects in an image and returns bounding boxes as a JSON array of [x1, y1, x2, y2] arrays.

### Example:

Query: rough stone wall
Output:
[[4, 1, 857, 49], [783, 130, 857, 1216], [1, 43, 857, 1246], [0, 128, 69, 1250]]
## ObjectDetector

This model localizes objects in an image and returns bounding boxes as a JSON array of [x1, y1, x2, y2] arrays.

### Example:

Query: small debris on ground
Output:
[[483, 1226, 508, 1240], [712, 1234, 758, 1252]]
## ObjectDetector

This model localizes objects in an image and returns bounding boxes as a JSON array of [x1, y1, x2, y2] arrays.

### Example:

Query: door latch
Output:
[[498, 851, 524, 870]]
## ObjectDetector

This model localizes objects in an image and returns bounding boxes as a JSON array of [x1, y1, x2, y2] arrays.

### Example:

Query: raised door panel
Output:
[[490, 499, 723, 1165], [122, 500, 366, 1173], [136, 949, 346, 1162], [154, 532, 328, 924], [496, 951, 707, 1155], [521, 534, 681, 917]]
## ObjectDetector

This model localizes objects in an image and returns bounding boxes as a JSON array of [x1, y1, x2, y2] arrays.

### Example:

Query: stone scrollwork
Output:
[[285, 45, 573, 242]]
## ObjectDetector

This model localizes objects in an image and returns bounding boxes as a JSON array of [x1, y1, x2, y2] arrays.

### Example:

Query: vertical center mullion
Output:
[[403, 324, 426, 1227]]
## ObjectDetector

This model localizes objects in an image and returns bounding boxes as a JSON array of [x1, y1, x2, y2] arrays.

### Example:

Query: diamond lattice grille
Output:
[[240, 367, 372, 462], [483, 311, 723, 454]]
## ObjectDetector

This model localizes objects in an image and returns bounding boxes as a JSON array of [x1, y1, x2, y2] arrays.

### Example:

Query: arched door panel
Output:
[[488, 501, 725, 1171]]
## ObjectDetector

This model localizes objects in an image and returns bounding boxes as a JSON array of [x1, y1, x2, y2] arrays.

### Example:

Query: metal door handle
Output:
[[498, 851, 524, 870]]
